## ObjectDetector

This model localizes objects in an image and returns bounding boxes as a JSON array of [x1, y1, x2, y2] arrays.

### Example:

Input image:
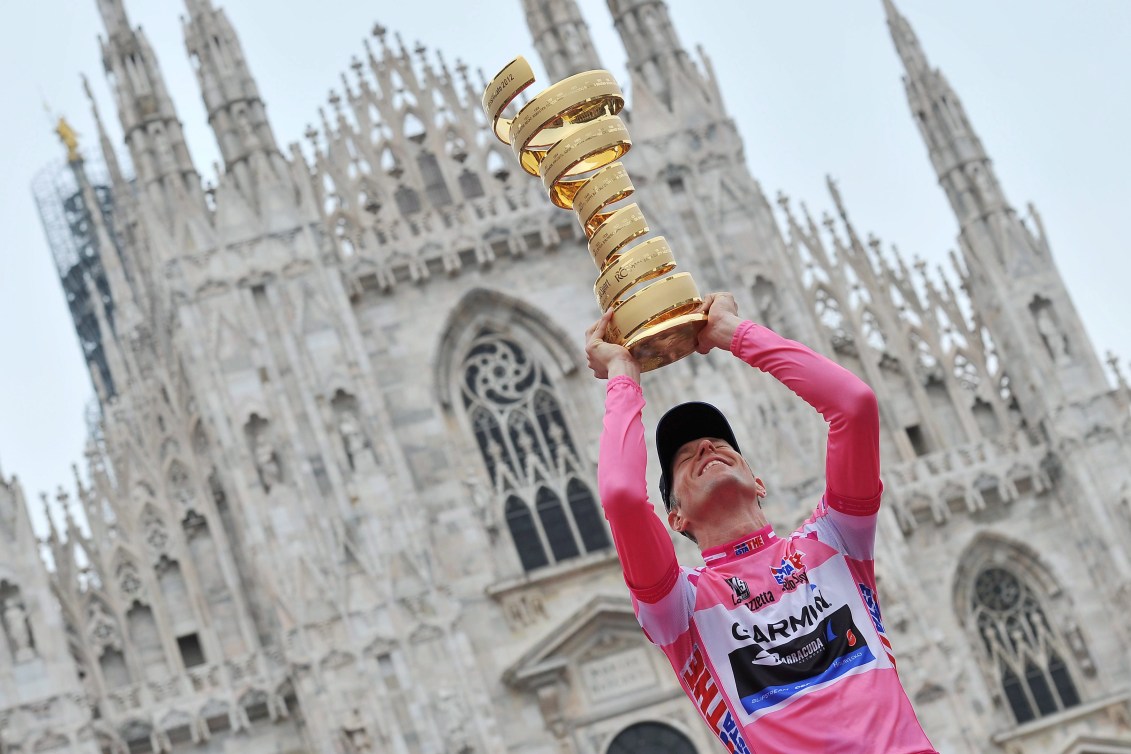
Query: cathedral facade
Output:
[[4, 0, 1131, 752]]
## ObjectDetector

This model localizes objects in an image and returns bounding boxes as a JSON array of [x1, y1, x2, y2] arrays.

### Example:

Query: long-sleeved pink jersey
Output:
[[598, 321, 936, 753]]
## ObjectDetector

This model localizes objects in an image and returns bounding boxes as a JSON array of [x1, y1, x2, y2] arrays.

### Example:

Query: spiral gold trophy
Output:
[[482, 57, 706, 371]]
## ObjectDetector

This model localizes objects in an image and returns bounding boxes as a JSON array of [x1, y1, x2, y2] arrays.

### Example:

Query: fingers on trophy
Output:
[[482, 57, 707, 372]]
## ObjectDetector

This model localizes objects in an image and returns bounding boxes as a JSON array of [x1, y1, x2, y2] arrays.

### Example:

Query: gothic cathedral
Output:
[[4, 0, 1130, 752]]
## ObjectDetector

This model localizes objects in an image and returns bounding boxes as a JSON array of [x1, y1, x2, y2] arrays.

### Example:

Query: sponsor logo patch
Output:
[[681, 644, 752, 753], [733, 535, 764, 557], [726, 576, 751, 605], [770, 550, 812, 593], [859, 583, 896, 667], [728, 604, 875, 714]]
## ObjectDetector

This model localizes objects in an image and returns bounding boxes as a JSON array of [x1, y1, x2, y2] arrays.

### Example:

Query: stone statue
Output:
[[235, 107, 261, 150], [338, 409, 373, 472], [254, 434, 282, 491], [340, 708, 373, 753], [642, 6, 665, 46], [1035, 305, 1070, 365], [87, 601, 121, 651], [437, 689, 474, 753], [54, 117, 80, 162], [154, 126, 176, 172], [168, 462, 195, 506], [3, 599, 35, 662], [463, 470, 497, 538]]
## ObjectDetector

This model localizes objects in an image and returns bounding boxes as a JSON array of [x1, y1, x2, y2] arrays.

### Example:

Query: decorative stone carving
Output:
[[1033, 301, 1070, 366], [337, 407, 374, 473], [1063, 618, 1096, 676], [87, 602, 122, 652], [436, 688, 475, 753], [3, 599, 35, 662], [462, 470, 498, 539], [248, 416, 283, 491], [167, 460, 196, 507], [579, 646, 657, 704], [339, 708, 374, 753], [117, 562, 143, 599], [502, 592, 547, 631], [144, 519, 169, 555]]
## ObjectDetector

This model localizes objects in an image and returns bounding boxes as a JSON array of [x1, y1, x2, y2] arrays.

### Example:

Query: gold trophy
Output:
[[482, 57, 706, 372]]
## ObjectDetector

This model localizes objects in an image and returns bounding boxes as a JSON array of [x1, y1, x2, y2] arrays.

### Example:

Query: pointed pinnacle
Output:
[[41, 493, 58, 534], [71, 463, 85, 494], [881, 0, 901, 24]]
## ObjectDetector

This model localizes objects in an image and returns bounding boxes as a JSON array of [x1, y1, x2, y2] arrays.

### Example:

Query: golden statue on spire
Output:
[[54, 117, 80, 163]]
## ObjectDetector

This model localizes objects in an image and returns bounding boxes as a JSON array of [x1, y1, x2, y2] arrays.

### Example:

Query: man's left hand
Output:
[[696, 292, 743, 354]]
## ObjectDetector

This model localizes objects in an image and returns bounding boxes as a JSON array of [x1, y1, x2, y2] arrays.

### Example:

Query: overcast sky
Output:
[[2, 0, 1129, 530]]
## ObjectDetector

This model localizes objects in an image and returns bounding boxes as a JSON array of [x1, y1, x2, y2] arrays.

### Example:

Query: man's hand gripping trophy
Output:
[[586, 292, 743, 380]]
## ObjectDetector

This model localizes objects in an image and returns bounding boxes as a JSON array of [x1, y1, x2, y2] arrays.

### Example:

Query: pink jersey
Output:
[[598, 321, 936, 753]]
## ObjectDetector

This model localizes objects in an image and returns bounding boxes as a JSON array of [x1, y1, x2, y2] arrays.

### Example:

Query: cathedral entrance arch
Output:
[[606, 721, 697, 754]]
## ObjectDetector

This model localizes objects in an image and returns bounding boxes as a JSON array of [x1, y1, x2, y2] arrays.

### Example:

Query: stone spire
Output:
[[82, 74, 126, 193], [883, 0, 1007, 222], [182, 0, 293, 215], [606, 0, 720, 124], [82, 74, 154, 310], [882, 0, 929, 77], [521, 0, 603, 81], [884, 0, 1109, 417], [96, 0, 206, 224]]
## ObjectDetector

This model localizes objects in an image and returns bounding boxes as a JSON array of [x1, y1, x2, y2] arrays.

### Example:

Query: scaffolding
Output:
[[31, 156, 122, 400]]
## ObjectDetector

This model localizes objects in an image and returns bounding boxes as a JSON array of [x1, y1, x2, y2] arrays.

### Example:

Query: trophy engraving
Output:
[[482, 57, 706, 371]]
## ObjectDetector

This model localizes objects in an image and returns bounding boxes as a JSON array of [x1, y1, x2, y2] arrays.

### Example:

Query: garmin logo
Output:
[[730, 592, 833, 644]]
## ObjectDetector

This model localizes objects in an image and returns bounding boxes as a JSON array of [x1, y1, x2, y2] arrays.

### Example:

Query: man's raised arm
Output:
[[587, 311, 680, 603], [697, 293, 882, 514]]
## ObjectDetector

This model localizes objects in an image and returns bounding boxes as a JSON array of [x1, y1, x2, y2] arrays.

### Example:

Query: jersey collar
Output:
[[701, 524, 778, 567]]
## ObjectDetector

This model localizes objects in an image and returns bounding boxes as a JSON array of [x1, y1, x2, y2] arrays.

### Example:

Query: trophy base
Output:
[[623, 312, 708, 372]]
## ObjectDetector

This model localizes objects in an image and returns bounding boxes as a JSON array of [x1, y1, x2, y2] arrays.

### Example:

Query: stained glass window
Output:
[[460, 328, 609, 572], [971, 567, 1081, 724]]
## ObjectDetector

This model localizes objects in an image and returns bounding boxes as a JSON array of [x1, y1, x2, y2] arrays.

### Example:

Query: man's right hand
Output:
[[586, 309, 641, 381]]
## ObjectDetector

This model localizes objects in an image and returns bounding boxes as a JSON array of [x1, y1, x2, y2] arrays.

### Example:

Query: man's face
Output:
[[668, 437, 763, 532]]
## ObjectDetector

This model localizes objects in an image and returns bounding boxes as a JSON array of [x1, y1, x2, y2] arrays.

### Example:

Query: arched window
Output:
[[567, 478, 609, 553], [394, 185, 421, 215], [458, 169, 484, 199], [971, 566, 1081, 723], [461, 331, 570, 488], [460, 326, 608, 572], [536, 487, 579, 561], [506, 496, 548, 571], [607, 722, 697, 754], [416, 151, 452, 207]]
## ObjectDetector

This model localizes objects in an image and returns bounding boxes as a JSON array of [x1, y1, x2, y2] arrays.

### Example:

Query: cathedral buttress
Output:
[[182, 0, 297, 226], [607, 0, 722, 130], [96, 0, 208, 234], [521, 0, 603, 81], [885, 0, 1109, 425]]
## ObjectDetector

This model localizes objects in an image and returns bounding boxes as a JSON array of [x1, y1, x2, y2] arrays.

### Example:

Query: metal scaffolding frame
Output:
[[31, 156, 122, 400]]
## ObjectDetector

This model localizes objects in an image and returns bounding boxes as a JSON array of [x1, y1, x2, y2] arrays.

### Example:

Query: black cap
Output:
[[656, 401, 740, 511]]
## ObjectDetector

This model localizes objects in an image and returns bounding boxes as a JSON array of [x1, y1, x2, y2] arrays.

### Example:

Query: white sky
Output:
[[2, 1, 1129, 525]]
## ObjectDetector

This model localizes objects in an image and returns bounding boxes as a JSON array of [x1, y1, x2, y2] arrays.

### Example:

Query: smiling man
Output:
[[586, 292, 936, 753]]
